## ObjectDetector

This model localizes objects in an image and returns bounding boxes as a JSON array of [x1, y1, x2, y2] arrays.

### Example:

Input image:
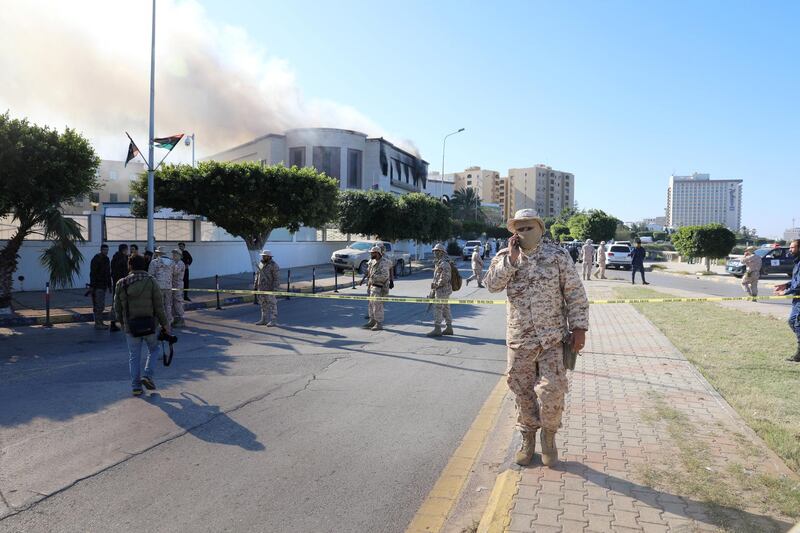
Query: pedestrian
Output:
[[178, 242, 193, 301], [109, 243, 130, 332], [593, 241, 607, 279], [147, 246, 173, 332], [129, 244, 139, 258], [170, 249, 186, 328], [630, 238, 649, 285], [113, 254, 169, 397], [466, 245, 485, 287], [568, 244, 579, 263], [362, 246, 390, 331], [485, 209, 589, 467], [741, 246, 762, 299], [143, 250, 153, 271], [89, 244, 113, 330], [254, 249, 280, 326], [773, 239, 800, 362], [427, 243, 454, 337], [581, 239, 594, 281]]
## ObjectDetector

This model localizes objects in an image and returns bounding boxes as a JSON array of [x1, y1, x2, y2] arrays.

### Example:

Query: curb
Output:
[[476, 469, 521, 533]]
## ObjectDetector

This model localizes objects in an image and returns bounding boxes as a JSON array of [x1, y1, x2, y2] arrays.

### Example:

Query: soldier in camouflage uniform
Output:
[[363, 246, 390, 331], [485, 209, 589, 467], [427, 243, 454, 337], [466, 246, 485, 287], [148, 247, 174, 333], [254, 249, 280, 326], [170, 249, 186, 328], [741, 246, 762, 298]]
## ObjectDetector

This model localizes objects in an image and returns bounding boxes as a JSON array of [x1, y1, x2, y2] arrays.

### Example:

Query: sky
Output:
[[1, 0, 798, 237]]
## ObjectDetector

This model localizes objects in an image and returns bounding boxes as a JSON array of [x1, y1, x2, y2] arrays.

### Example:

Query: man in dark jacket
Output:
[[774, 239, 800, 362], [108, 244, 129, 332], [89, 244, 113, 330], [178, 242, 193, 301], [113, 254, 170, 396], [630, 238, 649, 285]]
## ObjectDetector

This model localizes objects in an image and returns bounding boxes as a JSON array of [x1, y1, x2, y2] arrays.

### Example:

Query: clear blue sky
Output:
[[202, 0, 799, 237]]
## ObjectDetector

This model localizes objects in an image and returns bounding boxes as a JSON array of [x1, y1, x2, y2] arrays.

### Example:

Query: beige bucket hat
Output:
[[507, 208, 545, 233]]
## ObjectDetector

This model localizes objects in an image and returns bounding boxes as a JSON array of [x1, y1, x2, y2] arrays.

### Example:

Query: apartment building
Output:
[[63, 159, 147, 215], [507, 165, 574, 219], [666, 173, 742, 231]]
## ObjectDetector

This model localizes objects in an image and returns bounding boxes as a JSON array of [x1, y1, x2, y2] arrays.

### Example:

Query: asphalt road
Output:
[[0, 273, 508, 533]]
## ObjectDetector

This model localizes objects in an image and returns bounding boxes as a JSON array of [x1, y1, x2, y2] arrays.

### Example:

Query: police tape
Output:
[[176, 287, 798, 306]]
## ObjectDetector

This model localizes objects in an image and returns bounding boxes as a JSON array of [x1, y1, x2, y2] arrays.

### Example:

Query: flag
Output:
[[124, 133, 142, 167], [154, 134, 185, 151]]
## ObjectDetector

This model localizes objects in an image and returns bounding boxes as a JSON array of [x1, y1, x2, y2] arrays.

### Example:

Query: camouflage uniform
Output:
[[741, 253, 762, 297], [148, 254, 174, 331], [171, 257, 185, 324], [467, 249, 484, 286], [432, 256, 453, 327], [255, 259, 280, 323], [593, 243, 607, 279], [485, 241, 589, 433], [581, 242, 594, 280], [367, 255, 391, 324]]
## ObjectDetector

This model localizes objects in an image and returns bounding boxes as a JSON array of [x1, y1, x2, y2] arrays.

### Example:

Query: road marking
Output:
[[476, 469, 521, 533], [405, 378, 508, 533]]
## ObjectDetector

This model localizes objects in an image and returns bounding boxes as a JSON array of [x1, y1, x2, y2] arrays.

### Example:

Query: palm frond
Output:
[[37, 209, 86, 288]]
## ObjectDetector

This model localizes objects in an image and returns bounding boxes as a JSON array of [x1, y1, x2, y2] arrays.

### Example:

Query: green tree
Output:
[[337, 190, 402, 241], [614, 222, 633, 242], [0, 113, 100, 311], [550, 222, 570, 241], [567, 213, 590, 240], [652, 231, 668, 242], [397, 193, 451, 243], [671, 224, 736, 272], [450, 187, 482, 221], [131, 162, 339, 269]]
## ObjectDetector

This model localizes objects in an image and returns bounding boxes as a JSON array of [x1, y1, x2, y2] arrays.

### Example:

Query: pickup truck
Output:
[[330, 240, 411, 276]]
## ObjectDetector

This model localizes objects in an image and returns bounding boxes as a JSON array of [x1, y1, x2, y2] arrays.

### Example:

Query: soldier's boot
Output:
[[266, 320, 276, 327], [362, 319, 376, 329], [255, 314, 268, 325], [426, 325, 443, 337], [371, 322, 383, 331], [109, 321, 120, 332], [515, 430, 537, 466], [540, 429, 559, 467], [442, 324, 454, 335], [466, 278, 471, 286], [786, 344, 800, 362], [94, 320, 107, 330], [477, 281, 485, 288], [172, 318, 185, 328]]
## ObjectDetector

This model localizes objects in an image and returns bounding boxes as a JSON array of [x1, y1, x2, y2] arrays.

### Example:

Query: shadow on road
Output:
[[147, 391, 264, 451]]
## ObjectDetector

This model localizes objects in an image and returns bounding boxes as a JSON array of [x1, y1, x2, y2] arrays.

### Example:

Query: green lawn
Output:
[[614, 286, 800, 474]]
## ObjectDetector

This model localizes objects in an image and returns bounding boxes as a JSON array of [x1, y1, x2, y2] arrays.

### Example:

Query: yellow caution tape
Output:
[[175, 287, 797, 306]]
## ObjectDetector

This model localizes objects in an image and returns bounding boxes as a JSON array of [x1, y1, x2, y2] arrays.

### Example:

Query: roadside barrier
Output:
[[173, 287, 797, 306]]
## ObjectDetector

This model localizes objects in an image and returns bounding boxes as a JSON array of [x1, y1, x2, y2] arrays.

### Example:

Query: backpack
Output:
[[449, 260, 462, 292]]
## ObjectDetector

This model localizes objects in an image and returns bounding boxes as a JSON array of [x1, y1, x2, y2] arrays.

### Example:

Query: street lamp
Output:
[[440, 128, 465, 198], [184, 133, 195, 167]]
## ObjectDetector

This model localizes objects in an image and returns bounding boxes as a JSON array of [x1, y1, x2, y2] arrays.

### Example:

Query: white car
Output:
[[330, 240, 411, 276], [605, 243, 633, 270], [462, 240, 483, 261]]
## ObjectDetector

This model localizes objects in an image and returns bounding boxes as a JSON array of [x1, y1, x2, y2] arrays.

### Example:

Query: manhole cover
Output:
[[416, 346, 461, 356]]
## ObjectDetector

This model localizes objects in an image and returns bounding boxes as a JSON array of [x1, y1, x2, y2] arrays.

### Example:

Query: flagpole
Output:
[[147, 0, 157, 254]]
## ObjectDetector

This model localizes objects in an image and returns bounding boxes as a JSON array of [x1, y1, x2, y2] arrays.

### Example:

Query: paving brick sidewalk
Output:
[[505, 280, 798, 533]]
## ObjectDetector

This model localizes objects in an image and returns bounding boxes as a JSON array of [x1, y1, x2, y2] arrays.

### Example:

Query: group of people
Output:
[[575, 238, 649, 285]]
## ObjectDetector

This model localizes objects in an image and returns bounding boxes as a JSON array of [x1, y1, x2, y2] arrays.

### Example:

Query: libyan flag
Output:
[[154, 134, 184, 150]]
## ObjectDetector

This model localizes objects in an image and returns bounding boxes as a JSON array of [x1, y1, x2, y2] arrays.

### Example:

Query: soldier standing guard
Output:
[[581, 239, 594, 281], [363, 246, 390, 331], [427, 243, 454, 337], [741, 246, 762, 298], [170, 249, 186, 328], [148, 246, 174, 332], [485, 209, 589, 467], [466, 246, 485, 287], [254, 249, 280, 326]]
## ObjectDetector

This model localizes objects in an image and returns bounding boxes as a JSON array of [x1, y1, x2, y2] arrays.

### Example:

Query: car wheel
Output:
[[394, 260, 404, 277], [358, 261, 368, 275]]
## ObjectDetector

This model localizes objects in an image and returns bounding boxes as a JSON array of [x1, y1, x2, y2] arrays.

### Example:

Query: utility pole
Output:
[[146, 0, 157, 253]]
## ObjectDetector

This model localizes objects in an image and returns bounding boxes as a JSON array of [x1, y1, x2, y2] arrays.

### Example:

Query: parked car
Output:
[[331, 240, 411, 276], [462, 240, 483, 261], [606, 243, 633, 270], [726, 246, 794, 278]]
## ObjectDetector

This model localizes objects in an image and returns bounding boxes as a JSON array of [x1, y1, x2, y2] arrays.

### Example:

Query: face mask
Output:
[[517, 225, 543, 250]]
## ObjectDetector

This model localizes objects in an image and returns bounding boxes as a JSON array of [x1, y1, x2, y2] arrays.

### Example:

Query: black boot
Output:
[[787, 345, 800, 362]]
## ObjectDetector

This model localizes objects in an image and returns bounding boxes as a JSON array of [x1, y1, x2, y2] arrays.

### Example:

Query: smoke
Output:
[[0, 0, 413, 161]]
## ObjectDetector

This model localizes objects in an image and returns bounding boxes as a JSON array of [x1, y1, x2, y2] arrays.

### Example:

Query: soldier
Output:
[[466, 245, 485, 288], [147, 246, 173, 332], [170, 249, 186, 328], [581, 239, 594, 281], [254, 249, 280, 326], [593, 241, 608, 279], [363, 246, 390, 331], [741, 246, 762, 298], [485, 209, 589, 467], [427, 243, 454, 337]]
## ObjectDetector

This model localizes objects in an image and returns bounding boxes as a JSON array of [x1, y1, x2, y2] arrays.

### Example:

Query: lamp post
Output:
[[440, 128, 465, 199], [184, 133, 195, 167], [146, 0, 156, 254]]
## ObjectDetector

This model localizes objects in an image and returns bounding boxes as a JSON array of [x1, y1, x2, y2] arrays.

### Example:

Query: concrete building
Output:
[[666, 173, 742, 231], [206, 128, 430, 196], [426, 171, 455, 199], [452, 167, 501, 201], [784, 227, 800, 242], [63, 159, 146, 215], [507, 165, 574, 219]]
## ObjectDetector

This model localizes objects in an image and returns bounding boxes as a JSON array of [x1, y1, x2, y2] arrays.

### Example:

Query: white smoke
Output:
[[0, 0, 412, 161]]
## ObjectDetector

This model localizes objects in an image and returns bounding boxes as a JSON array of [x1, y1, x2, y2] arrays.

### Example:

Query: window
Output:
[[109, 170, 118, 180], [289, 147, 306, 167], [347, 149, 362, 188], [383, 242, 392, 251], [312, 146, 341, 182], [109, 193, 118, 203]]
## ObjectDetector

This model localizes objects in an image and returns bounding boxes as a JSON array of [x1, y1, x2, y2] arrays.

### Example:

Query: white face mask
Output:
[[517, 225, 543, 250]]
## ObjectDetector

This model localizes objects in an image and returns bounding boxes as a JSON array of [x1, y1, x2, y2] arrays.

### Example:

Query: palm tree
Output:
[[451, 187, 482, 221]]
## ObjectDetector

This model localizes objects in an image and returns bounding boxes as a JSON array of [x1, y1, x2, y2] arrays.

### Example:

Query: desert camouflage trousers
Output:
[[258, 294, 278, 322], [741, 272, 759, 297], [507, 343, 569, 433], [433, 288, 452, 327], [368, 286, 385, 323], [171, 286, 184, 321], [582, 261, 592, 280], [160, 289, 173, 331], [467, 268, 483, 284]]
